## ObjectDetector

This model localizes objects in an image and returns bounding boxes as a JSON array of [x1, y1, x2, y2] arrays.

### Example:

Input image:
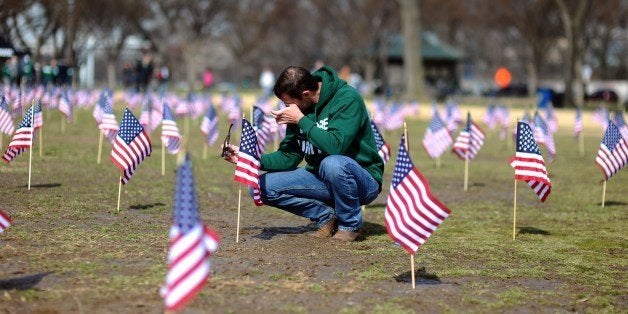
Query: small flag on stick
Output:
[[510, 121, 552, 202], [160, 153, 220, 312], [234, 119, 263, 206], [110, 108, 152, 185]]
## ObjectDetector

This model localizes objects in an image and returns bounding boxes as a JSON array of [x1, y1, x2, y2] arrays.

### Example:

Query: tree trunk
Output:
[[400, 0, 426, 101], [107, 59, 117, 90], [555, 0, 591, 108]]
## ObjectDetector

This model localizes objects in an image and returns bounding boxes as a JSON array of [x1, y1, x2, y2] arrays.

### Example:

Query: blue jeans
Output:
[[256, 155, 380, 231]]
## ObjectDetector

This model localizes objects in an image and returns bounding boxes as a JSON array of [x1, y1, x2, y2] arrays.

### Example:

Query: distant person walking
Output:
[[136, 52, 154, 93]]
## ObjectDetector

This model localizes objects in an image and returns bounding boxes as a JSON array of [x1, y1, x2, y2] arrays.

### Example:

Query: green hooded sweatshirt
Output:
[[260, 66, 384, 188]]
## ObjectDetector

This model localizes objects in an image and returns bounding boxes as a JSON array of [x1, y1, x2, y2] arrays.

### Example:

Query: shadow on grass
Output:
[[597, 201, 627, 207], [129, 202, 165, 210], [361, 221, 387, 238], [0, 272, 52, 290], [20, 183, 61, 189], [250, 225, 312, 240], [395, 266, 441, 285], [472, 182, 485, 187], [518, 226, 550, 235]]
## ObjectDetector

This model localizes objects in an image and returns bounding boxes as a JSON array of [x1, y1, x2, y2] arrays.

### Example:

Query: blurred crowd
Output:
[[2, 54, 73, 87]]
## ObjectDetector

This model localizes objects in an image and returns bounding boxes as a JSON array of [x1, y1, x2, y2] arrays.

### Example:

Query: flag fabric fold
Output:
[[370, 121, 390, 164], [234, 119, 263, 206], [0, 95, 14, 135], [2, 104, 35, 163], [200, 104, 219, 146], [533, 111, 556, 162], [422, 110, 452, 159], [161, 154, 220, 312], [0, 209, 12, 233], [509, 122, 552, 202], [595, 120, 628, 180], [452, 113, 485, 160], [385, 135, 451, 254], [58, 89, 73, 122], [161, 104, 182, 154], [252, 105, 273, 155], [110, 108, 152, 184]]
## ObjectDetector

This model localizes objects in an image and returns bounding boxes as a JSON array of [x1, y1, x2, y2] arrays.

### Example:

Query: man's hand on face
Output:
[[270, 103, 304, 125], [221, 144, 239, 164]]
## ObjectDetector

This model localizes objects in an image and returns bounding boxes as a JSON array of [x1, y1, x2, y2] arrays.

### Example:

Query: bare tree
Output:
[[555, 0, 592, 108], [495, 0, 562, 96], [399, 0, 426, 100]]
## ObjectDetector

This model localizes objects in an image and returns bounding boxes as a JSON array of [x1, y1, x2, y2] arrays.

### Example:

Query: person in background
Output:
[[157, 64, 170, 94], [135, 52, 154, 93], [222, 65, 383, 242], [259, 66, 275, 98], [202, 67, 214, 92]]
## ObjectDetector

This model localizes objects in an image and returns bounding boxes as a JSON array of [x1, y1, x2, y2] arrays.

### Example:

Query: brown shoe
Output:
[[309, 219, 336, 238], [332, 230, 360, 242]]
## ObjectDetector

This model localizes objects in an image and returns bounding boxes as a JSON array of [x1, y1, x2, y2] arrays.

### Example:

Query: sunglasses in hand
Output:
[[221, 123, 234, 158]]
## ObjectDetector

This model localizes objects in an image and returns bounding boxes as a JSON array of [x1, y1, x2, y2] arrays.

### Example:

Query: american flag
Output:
[[509, 122, 551, 202], [110, 108, 152, 184], [383, 102, 406, 131], [139, 97, 162, 133], [370, 121, 390, 164], [592, 107, 609, 130], [0, 95, 14, 135], [234, 119, 263, 206], [2, 104, 35, 163], [544, 104, 558, 134], [58, 89, 73, 122], [12, 88, 23, 118], [484, 103, 497, 130], [252, 105, 273, 155], [444, 100, 463, 132], [495, 104, 510, 140], [384, 135, 451, 253], [33, 101, 42, 130], [200, 104, 219, 146], [161, 104, 182, 154], [595, 120, 628, 180], [160, 154, 220, 311], [611, 111, 628, 141], [0, 209, 12, 233], [533, 111, 556, 162], [452, 113, 485, 160], [422, 110, 452, 159], [98, 93, 119, 143], [93, 89, 113, 124], [574, 107, 583, 138]]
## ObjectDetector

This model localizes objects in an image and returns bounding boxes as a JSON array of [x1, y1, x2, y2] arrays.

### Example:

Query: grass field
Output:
[[0, 96, 626, 313]]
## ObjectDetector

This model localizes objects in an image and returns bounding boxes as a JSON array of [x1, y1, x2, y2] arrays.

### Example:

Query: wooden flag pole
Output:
[[436, 157, 441, 169], [410, 253, 416, 289], [116, 176, 122, 212], [97, 131, 104, 164], [61, 116, 66, 134], [236, 187, 242, 243], [202, 143, 208, 160], [601, 180, 607, 208], [1, 133, 3, 151], [513, 179, 518, 240], [161, 142, 166, 176], [464, 152, 469, 191]]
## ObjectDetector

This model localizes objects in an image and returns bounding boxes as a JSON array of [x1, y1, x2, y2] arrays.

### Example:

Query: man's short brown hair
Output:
[[273, 66, 319, 99]]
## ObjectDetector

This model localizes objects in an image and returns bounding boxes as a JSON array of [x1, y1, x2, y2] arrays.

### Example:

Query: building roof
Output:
[[365, 32, 464, 61]]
